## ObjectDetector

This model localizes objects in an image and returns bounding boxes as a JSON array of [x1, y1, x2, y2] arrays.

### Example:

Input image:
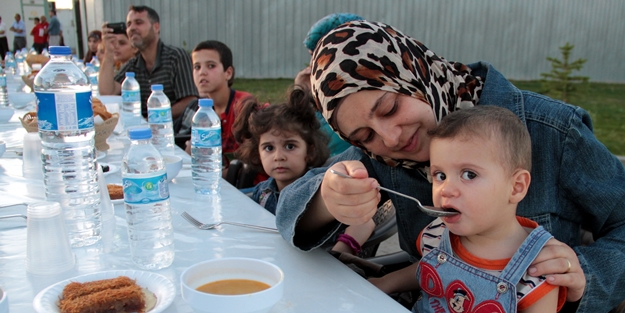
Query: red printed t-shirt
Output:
[[221, 89, 251, 156], [31, 23, 48, 44]]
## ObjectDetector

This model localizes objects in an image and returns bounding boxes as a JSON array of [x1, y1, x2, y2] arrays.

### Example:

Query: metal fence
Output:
[[100, 0, 625, 82]]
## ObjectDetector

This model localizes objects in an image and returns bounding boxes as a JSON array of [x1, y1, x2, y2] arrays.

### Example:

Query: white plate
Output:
[[96, 151, 106, 160], [33, 270, 175, 313], [101, 163, 119, 176]]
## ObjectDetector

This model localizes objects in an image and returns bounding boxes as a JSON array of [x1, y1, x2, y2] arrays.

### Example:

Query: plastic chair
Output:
[[323, 199, 398, 259], [225, 159, 257, 190]]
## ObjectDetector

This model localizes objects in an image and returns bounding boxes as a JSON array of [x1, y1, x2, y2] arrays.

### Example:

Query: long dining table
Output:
[[0, 108, 410, 313]]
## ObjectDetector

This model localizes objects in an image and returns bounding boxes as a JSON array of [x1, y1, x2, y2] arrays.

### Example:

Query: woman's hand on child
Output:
[[528, 238, 586, 302], [321, 161, 380, 226]]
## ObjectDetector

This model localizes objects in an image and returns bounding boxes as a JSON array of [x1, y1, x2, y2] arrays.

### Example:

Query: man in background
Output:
[[45, 10, 61, 46], [99, 5, 197, 120], [9, 14, 26, 52], [30, 16, 48, 54], [0, 16, 9, 60]]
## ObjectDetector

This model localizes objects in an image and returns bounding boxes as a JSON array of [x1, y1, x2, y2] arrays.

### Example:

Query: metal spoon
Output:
[[330, 169, 459, 218]]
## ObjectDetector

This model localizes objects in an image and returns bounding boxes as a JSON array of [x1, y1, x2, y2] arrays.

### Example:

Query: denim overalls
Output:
[[415, 226, 553, 313]]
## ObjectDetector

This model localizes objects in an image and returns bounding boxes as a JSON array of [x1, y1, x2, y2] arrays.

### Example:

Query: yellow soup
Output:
[[197, 279, 271, 295]]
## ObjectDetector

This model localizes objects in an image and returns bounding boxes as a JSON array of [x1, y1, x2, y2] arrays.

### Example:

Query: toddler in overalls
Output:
[[415, 106, 567, 312]]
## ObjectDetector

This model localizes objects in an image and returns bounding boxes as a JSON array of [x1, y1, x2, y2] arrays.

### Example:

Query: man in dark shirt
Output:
[[98, 5, 198, 120]]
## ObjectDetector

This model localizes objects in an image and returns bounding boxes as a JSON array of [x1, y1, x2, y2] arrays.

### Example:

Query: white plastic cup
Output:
[[26, 201, 76, 275], [22, 132, 43, 179], [0, 287, 8, 313]]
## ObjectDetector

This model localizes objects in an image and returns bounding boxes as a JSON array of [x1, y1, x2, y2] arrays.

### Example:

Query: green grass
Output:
[[233, 78, 293, 105], [233, 78, 625, 155]]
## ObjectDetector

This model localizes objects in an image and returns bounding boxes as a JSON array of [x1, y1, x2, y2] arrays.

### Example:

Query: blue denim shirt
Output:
[[276, 62, 625, 311], [252, 177, 279, 215]]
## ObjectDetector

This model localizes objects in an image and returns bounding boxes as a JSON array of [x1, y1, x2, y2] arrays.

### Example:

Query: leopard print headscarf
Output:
[[310, 20, 483, 170]]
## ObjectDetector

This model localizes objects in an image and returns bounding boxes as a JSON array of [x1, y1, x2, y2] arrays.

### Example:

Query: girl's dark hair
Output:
[[233, 86, 329, 173]]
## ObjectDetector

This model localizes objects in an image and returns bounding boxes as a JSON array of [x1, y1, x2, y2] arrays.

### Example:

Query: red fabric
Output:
[[31, 23, 48, 44], [220, 90, 251, 155], [219, 90, 269, 186]]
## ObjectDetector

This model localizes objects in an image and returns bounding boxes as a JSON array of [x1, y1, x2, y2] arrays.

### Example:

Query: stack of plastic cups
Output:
[[25, 201, 76, 275]]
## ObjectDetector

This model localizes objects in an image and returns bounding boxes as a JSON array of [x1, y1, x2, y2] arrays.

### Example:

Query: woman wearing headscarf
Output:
[[296, 12, 364, 157], [276, 20, 625, 312]]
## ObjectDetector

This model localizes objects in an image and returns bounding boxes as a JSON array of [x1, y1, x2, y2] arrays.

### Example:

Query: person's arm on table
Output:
[[528, 106, 625, 310], [276, 147, 379, 250], [171, 96, 197, 120]]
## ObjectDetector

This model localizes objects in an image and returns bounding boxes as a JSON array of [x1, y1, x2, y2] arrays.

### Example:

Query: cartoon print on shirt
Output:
[[449, 289, 469, 312]]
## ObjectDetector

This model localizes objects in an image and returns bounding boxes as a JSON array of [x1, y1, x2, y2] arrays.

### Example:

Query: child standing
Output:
[[414, 106, 566, 312], [233, 89, 377, 256]]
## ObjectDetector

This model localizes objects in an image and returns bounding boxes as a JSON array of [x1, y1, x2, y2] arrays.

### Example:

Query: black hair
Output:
[[128, 5, 160, 24]]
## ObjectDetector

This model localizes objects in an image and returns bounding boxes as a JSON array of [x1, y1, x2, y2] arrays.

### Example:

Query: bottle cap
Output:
[[151, 84, 163, 91], [198, 98, 214, 108], [128, 128, 152, 140], [125, 72, 135, 78], [48, 46, 72, 56]]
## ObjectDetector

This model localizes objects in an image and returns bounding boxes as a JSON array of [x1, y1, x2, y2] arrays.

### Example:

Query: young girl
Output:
[[233, 88, 377, 256]]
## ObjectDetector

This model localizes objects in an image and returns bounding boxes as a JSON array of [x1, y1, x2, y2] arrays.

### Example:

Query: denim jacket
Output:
[[252, 177, 279, 215], [276, 62, 625, 311]]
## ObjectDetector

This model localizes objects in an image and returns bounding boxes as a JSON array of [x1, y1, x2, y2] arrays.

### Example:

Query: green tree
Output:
[[540, 42, 589, 102]]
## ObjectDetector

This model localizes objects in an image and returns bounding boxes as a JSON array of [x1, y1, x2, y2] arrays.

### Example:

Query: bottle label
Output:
[[89, 75, 98, 86], [122, 172, 170, 204], [148, 107, 172, 124], [122, 90, 140, 103], [0, 77, 5, 87], [6, 61, 15, 68], [36, 91, 94, 131], [192, 128, 221, 148]]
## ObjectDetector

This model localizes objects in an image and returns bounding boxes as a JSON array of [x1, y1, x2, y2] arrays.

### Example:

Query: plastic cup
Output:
[[0, 287, 8, 313], [22, 132, 43, 179], [26, 201, 76, 275]]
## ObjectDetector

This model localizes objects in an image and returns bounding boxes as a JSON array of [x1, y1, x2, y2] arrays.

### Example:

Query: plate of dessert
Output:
[[107, 183, 124, 205], [33, 270, 174, 313]]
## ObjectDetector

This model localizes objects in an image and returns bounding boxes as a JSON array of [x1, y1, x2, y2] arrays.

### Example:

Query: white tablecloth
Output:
[[0, 114, 409, 313]]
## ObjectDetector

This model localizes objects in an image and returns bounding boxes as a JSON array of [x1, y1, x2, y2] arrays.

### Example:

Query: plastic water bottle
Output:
[[16, 48, 28, 76], [122, 128, 175, 270], [5, 52, 16, 75], [90, 55, 100, 72], [42, 48, 49, 58], [0, 66, 8, 106], [147, 84, 175, 156], [84, 63, 99, 97], [33, 46, 101, 248], [191, 99, 222, 194], [121, 72, 142, 129]]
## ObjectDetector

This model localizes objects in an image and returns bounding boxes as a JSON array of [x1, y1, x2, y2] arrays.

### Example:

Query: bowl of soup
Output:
[[181, 257, 284, 313]]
